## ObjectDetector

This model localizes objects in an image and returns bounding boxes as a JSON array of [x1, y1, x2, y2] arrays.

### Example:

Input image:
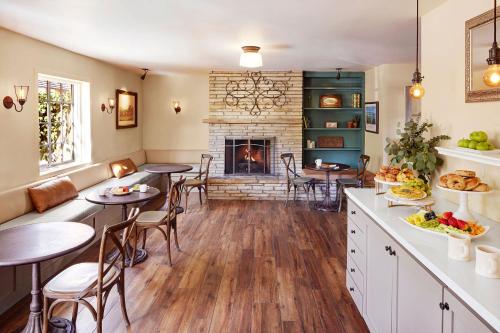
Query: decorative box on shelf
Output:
[[318, 136, 344, 148]]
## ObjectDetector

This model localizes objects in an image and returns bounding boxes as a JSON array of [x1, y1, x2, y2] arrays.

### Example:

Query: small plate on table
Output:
[[110, 188, 132, 196]]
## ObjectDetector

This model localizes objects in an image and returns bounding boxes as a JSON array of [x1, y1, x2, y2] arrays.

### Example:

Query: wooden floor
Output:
[[0, 199, 368, 333]]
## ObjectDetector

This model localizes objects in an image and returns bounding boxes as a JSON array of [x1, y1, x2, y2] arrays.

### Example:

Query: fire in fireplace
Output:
[[225, 138, 273, 175]]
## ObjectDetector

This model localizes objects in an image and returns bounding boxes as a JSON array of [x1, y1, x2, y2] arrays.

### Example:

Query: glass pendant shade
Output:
[[410, 82, 425, 99], [239, 46, 262, 68], [14, 85, 29, 104], [483, 63, 500, 87]]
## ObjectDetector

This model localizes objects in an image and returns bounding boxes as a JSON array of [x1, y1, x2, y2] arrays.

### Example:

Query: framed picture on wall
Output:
[[365, 101, 379, 134], [116, 89, 138, 129]]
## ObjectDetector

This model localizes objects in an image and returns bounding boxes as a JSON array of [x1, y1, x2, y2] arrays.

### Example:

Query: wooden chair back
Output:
[[89, 208, 139, 297], [356, 154, 370, 186], [168, 177, 186, 216], [198, 154, 213, 185], [281, 153, 301, 187]]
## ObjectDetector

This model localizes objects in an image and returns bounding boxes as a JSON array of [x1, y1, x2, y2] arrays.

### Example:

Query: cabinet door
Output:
[[443, 289, 493, 333], [395, 242, 443, 333], [365, 222, 396, 333]]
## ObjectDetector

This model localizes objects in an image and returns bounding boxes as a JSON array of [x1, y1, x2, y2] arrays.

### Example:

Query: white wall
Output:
[[142, 73, 209, 163], [364, 63, 415, 172], [422, 0, 500, 221], [0, 28, 143, 191]]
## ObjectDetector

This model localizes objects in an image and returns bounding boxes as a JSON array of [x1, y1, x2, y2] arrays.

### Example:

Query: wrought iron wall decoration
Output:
[[224, 71, 290, 116]]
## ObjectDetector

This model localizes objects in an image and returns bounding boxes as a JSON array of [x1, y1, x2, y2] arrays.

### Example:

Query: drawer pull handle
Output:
[[350, 268, 355, 272], [351, 210, 356, 215], [389, 249, 396, 256], [350, 249, 355, 254], [439, 302, 445, 310], [350, 230, 356, 234], [385, 245, 391, 252], [444, 302, 449, 311], [349, 287, 355, 292]]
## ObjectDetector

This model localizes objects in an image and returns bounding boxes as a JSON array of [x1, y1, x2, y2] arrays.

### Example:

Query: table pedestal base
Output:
[[106, 246, 148, 266], [312, 170, 340, 212]]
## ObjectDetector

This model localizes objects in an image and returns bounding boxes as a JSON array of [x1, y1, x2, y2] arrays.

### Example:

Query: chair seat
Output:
[[336, 178, 359, 186], [184, 178, 203, 187], [136, 210, 169, 223], [44, 263, 118, 294], [293, 177, 314, 185]]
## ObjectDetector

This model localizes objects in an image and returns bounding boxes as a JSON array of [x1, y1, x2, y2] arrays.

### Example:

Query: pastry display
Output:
[[438, 170, 491, 192], [375, 165, 415, 183]]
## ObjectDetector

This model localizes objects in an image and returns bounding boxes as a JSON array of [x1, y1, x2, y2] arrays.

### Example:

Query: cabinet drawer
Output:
[[348, 235, 366, 270], [346, 270, 363, 314], [347, 200, 369, 232], [347, 253, 364, 293], [348, 218, 365, 253]]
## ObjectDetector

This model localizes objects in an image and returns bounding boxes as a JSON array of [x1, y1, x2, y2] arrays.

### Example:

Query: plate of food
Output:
[[110, 187, 132, 196], [401, 210, 489, 239], [388, 178, 430, 201], [438, 170, 492, 193]]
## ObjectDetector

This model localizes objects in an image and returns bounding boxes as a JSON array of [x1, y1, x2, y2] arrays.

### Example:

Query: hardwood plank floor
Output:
[[0, 199, 368, 333]]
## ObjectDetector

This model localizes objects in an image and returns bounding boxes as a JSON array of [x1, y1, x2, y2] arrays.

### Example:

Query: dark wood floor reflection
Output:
[[0, 199, 368, 333]]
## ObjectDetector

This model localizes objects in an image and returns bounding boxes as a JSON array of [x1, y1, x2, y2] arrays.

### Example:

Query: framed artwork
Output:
[[325, 121, 338, 128], [319, 94, 342, 108], [365, 101, 379, 134], [116, 89, 138, 129]]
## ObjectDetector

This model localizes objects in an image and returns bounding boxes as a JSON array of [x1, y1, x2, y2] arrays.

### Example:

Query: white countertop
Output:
[[345, 188, 500, 331]]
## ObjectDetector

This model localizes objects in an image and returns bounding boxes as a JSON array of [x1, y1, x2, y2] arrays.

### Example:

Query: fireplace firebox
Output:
[[225, 138, 273, 175]]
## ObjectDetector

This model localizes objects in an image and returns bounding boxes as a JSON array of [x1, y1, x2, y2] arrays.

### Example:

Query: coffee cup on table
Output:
[[315, 159, 322, 168], [447, 233, 471, 261], [139, 184, 148, 193], [475, 245, 500, 279]]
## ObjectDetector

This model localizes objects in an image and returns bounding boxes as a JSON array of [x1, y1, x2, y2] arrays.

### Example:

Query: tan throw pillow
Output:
[[109, 158, 137, 179], [28, 176, 78, 213]]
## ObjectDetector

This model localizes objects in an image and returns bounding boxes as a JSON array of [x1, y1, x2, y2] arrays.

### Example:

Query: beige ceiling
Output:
[[0, 0, 449, 73]]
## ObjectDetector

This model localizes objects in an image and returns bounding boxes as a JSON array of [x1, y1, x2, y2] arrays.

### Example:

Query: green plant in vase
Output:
[[385, 118, 450, 183]]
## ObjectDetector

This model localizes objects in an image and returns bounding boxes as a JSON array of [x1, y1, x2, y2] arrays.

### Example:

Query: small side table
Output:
[[145, 164, 193, 194], [305, 163, 351, 212]]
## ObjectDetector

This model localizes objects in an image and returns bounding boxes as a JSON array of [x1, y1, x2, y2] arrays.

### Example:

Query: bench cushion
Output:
[[109, 159, 137, 179], [0, 200, 102, 231], [28, 177, 78, 213]]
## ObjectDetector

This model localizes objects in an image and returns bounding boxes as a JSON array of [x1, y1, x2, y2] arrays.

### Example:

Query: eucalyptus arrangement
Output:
[[385, 118, 450, 183]]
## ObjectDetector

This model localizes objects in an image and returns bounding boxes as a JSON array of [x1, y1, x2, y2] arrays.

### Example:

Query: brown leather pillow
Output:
[[28, 177, 78, 213], [109, 158, 137, 179]]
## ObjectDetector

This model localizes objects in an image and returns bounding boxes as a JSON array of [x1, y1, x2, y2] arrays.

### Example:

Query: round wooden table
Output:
[[305, 163, 351, 212], [145, 164, 193, 194], [86, 187, 160, 265], [0, 222, 95, 333]]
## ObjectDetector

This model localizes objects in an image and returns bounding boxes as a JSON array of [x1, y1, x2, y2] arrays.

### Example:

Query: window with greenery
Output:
[[38, 76, 80, 170]]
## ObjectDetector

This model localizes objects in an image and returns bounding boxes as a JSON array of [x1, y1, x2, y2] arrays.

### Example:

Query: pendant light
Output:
[[483, 0, 500, 87], [409, 0, 425, 99]]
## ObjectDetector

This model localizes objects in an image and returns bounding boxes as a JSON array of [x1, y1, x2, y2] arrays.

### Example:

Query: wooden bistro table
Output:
[[0, 222, 95, 333], [85, 187, 160, 265], [305, 163, 351, 212], [145, 164, 193, 194]]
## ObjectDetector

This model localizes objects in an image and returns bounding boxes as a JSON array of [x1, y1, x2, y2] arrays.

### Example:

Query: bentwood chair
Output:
[[42, 208, 140, 333], [132, 177, 186, 267], [183, 154, 213, 213], [281, 153, 316, 209], [335, 154, 370, 212]]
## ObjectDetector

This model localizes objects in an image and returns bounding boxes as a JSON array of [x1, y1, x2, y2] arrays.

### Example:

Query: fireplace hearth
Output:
[[224, 138, 273, 175]]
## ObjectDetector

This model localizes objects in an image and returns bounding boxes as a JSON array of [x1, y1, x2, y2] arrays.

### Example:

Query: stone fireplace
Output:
[[224, 138, 274, 175], [205, 71, 303, 200]]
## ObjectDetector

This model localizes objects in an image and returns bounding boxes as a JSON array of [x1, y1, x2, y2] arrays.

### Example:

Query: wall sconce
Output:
[[3, 85, 29, 112], [172, 100, 181, 114], [101, 98, 115, 114]]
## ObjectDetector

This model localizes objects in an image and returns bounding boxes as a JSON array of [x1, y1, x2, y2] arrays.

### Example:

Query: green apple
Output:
[[489, 143, 496, 150], [457, 138, 470, 148], [476, 142, 491, 151], [469, 131, 488, 142], [468, 140, 478, 149]]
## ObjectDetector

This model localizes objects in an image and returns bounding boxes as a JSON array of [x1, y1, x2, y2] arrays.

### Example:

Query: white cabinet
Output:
[[364, 221, 396, 333], [442, 289, 493, 333]]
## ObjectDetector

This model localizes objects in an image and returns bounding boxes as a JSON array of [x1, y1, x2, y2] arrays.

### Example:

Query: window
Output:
[[38, 74, 90, 172]]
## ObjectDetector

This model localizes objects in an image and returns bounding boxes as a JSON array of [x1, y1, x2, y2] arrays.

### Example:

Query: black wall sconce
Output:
[[336, 68, 342, 80], [140, 68, 149, 80], [3, 85, 29, 112], [172, 100, 181, 114], [101, 98, 115, 114]]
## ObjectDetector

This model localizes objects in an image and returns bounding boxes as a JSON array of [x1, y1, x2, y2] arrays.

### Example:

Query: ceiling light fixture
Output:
[[409, 0, 425, 99], [239, 46, 263, 68], [140, 68, 149, 80], [483, 0, 500, 87]]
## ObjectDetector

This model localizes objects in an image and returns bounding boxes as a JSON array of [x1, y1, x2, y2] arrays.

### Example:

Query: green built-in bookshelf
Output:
[[302, 71, 365, 168]]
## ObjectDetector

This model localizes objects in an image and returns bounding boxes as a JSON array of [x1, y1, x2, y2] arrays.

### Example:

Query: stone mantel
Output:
[[202, 117, 301, 125]]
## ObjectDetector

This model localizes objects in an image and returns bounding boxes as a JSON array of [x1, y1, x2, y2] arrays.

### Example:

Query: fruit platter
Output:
[[110, 186, 132, 196], [456, 131, 499, 155], [401, 210, 489, 239], [374, 166, 415, 194], [384, 178, 435, 209]]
